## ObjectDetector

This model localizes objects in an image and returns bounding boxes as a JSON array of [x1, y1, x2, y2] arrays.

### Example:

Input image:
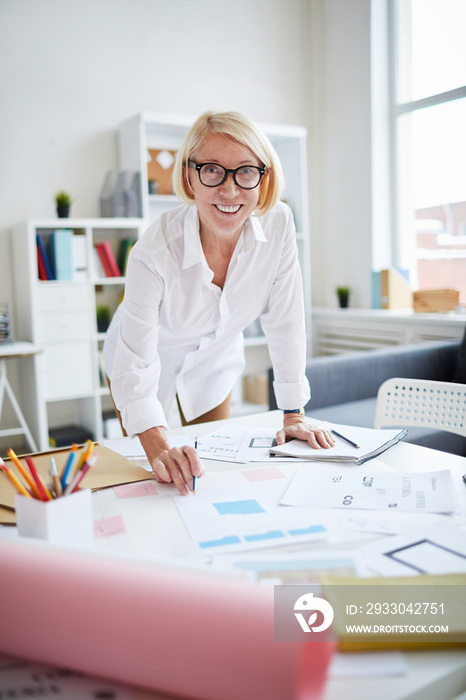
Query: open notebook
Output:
[[270, 422, 407, 465]]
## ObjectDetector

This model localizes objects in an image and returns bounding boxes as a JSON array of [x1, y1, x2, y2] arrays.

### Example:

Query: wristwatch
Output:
[[283, 408, 305, 416]]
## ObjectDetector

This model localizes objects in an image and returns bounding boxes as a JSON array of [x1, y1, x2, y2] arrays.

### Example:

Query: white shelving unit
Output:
[[11, 218, 145, 451], [118, 112, 311, 411]]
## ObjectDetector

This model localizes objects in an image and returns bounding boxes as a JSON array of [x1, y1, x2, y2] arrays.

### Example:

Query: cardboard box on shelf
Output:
[[413, 288, 459, 313], [243, 373, 269, 405]]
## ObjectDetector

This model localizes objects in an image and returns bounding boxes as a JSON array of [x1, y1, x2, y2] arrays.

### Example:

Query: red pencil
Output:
[[25, 457, 53, 501]]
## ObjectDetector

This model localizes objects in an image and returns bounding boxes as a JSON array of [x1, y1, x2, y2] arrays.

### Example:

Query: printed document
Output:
[[280, 467, 456, 514]]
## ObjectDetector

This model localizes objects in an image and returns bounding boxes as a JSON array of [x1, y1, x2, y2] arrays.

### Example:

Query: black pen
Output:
[[331, 429, 360, 449], [462, 474, 466, 486]]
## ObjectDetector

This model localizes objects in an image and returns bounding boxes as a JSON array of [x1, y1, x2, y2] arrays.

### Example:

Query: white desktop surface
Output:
[[2, 410, 466, 700], [0, 341, 43, 358], [92, 411, 466, 561]]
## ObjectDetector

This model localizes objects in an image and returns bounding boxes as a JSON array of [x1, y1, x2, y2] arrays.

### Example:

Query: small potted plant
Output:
[[336, 285, 351, 308], [55, 190, 73, 218], [96, 305, 111, 333]]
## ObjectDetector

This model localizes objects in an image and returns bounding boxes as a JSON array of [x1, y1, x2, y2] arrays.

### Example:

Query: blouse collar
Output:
[[182, 206, 267, 270]]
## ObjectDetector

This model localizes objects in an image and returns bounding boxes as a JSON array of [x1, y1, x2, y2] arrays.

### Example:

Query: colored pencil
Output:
[[50, 457, 63, 497], [61, 444, 78, 488], [63, 452, 98, 496], [75, 439, 94, 472], [0, 458, 32, 498], [60, 443, 78, 485], [7, 448, 41, 499], [25, 457, 53, 501]]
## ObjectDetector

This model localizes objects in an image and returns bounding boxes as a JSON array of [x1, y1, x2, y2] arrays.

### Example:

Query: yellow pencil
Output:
[[0, 458, 32, 498], [7, 448, 41, 500], [76, 440, 94, 472]]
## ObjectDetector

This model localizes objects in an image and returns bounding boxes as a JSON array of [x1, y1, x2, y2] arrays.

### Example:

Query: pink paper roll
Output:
[[0, 540, 334, 700]]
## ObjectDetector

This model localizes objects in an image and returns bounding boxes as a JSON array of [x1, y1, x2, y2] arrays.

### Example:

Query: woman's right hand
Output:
[[152, 444, 204, 495], [138, 426, 204, 495]]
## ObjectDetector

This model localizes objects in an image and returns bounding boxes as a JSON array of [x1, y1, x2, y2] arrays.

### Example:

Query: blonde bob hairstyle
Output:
[[172, 110, 284, 216]]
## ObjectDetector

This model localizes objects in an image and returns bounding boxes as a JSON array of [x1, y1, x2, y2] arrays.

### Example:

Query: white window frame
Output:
[[389, 0, 466, 280]]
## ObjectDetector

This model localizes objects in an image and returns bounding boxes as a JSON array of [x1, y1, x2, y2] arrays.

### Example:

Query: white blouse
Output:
[[103, 201, 310, 437]]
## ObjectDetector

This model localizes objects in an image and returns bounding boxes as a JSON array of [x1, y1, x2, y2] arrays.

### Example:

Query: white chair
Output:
[[374, 377, 466, 437]]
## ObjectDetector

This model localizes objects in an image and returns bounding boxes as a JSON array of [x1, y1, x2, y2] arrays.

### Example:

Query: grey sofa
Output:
[[268, 335, 466, 456]]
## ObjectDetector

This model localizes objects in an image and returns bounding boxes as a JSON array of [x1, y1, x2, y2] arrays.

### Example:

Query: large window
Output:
[[394, 0, 466, 303]]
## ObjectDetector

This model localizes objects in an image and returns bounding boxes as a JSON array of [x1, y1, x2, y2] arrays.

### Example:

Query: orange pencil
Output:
[[25, 457, 53, 501], [7, 448, 41, 500], [0, 458, 32, 498]]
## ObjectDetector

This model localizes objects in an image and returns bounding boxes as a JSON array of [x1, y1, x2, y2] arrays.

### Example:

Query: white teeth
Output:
[[216, 205, 241, 213]]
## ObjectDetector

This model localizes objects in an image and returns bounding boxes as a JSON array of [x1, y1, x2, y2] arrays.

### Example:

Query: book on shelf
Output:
[[71, 233, 88, 280], [47, 229, 73, 280], [94, 242, 121, 277], [93, 247, 106, 278], [117, 238, 135, 276], [36, 231, 88, 282], [372, 268, 412, 310], [36, 234, 54, 280], [36, 242, 48, 280]]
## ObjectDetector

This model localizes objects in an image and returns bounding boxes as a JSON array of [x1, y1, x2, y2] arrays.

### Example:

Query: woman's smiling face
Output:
[[187, 133, 262, 240]]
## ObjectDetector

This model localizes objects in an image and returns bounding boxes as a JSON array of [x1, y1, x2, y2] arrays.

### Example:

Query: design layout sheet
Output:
[[174, 466, 327, 554]]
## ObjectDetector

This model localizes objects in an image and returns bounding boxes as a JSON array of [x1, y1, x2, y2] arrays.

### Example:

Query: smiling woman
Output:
[[103, 110, 335, 495], [185, 133, 262, 254]]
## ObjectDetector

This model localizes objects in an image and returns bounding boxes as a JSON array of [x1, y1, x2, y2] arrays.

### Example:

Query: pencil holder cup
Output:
[[15, 489, 94, 547]]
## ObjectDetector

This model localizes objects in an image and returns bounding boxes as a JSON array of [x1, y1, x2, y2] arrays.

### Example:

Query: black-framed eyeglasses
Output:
[[188, 161, 266, 189]]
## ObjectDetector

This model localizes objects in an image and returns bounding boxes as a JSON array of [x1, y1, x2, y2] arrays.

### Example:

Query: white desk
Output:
[[0, 342, 43, 452], [1, 411, 466, 700]]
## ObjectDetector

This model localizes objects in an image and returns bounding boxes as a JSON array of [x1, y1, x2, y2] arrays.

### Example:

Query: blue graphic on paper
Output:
[[213, 499, 265, 515], [244, 530, 284, 542]]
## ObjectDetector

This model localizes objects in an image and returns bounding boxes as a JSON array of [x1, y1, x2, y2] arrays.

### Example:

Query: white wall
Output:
[[0, 0, 391, 320], [308, 0, 391, 308], [0, 0, 312, 310]]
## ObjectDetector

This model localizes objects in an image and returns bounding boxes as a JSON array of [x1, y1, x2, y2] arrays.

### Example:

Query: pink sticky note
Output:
[[93, 514, 127, 539], [113, 481, 158, 499], [241, 467, 286, 482]]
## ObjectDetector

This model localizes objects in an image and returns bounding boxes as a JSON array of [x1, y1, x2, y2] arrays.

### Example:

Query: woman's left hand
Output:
[[276, 414, 335, 449]]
